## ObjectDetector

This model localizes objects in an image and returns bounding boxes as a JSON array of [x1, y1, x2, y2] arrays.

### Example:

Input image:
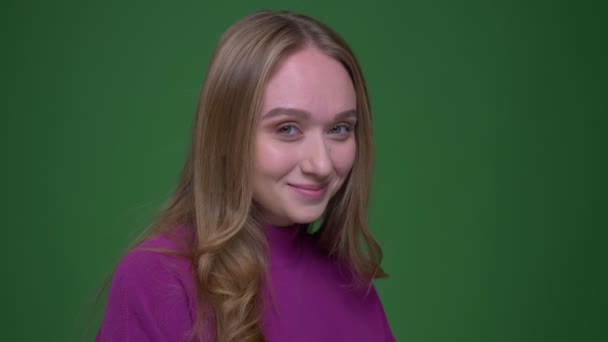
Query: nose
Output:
[[300, 134, 332, 179]]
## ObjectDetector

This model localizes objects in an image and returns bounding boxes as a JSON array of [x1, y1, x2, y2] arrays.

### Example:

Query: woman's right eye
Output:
[[277, 124, 300, 136]]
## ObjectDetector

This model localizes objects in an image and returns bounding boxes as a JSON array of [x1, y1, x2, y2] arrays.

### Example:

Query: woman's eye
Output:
[[330, 124, 352, 135], [277, 124, 299, 136]]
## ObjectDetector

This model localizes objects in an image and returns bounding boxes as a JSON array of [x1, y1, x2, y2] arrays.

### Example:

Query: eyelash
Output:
[[277, 124, 300, 136], [276, 123, 354, 137], [329, 124, 352, 135]]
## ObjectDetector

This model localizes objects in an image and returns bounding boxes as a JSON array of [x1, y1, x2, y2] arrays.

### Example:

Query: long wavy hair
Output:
[[143, 10, 386, 342]]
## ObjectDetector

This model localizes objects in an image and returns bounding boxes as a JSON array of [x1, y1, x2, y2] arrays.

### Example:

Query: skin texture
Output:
[[253, 44, 358, 226]]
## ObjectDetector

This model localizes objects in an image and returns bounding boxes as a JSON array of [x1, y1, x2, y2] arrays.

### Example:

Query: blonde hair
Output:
[[146, 10, 386, 342]]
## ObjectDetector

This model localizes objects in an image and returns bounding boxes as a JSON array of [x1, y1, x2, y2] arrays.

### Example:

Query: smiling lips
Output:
[[288, 183, 329, 200]]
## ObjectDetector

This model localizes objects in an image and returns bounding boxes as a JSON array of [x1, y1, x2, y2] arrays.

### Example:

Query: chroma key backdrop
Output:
[[3, 0, 606, 341]]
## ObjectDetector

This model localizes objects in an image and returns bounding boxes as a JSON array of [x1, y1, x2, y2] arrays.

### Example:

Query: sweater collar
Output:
[[262, 223, 304, 262]]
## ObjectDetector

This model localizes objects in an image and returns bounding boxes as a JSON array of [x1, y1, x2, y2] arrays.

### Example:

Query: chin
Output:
[[290, 209, 325, 224], [293, 218, 318, 225]]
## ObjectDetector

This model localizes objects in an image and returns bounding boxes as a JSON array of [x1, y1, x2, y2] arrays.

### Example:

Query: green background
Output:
[[3, 0, 606, 341]]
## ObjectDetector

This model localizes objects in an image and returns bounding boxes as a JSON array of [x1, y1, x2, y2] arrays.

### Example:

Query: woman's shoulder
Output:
[[113, 228, 195, 287], [96, 228, 198, 341]]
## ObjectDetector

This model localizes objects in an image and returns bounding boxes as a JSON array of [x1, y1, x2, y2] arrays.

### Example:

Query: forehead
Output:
[[261, 45, 357, 120]]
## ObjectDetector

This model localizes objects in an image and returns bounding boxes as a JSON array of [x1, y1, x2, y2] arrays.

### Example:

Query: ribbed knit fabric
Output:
[[96, 225, 395, 341]]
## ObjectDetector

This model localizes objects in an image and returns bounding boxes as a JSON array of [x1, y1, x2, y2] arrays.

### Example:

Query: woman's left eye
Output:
[[330, 124, 351, 135]]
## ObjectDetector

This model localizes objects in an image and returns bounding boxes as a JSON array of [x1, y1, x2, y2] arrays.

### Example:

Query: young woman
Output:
[[96, 10, 395, 342]]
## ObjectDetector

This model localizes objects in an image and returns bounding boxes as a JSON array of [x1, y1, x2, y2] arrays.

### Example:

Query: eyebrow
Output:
[[261, 107, 357, 121]]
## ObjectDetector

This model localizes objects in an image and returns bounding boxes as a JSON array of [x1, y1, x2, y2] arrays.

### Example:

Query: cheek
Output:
[[331, 140, 357, 176], [255, 138, 298, 178]]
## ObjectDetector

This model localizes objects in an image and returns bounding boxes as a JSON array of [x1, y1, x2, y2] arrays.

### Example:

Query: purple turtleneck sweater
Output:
[[96, 225, 395, 341]]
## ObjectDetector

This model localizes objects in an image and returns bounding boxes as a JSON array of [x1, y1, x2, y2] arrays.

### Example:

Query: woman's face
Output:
[[253, 45, 357, 226]]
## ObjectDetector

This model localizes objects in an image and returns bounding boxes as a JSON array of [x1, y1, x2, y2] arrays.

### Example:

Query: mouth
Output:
[[288, 183, 329, 200]]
